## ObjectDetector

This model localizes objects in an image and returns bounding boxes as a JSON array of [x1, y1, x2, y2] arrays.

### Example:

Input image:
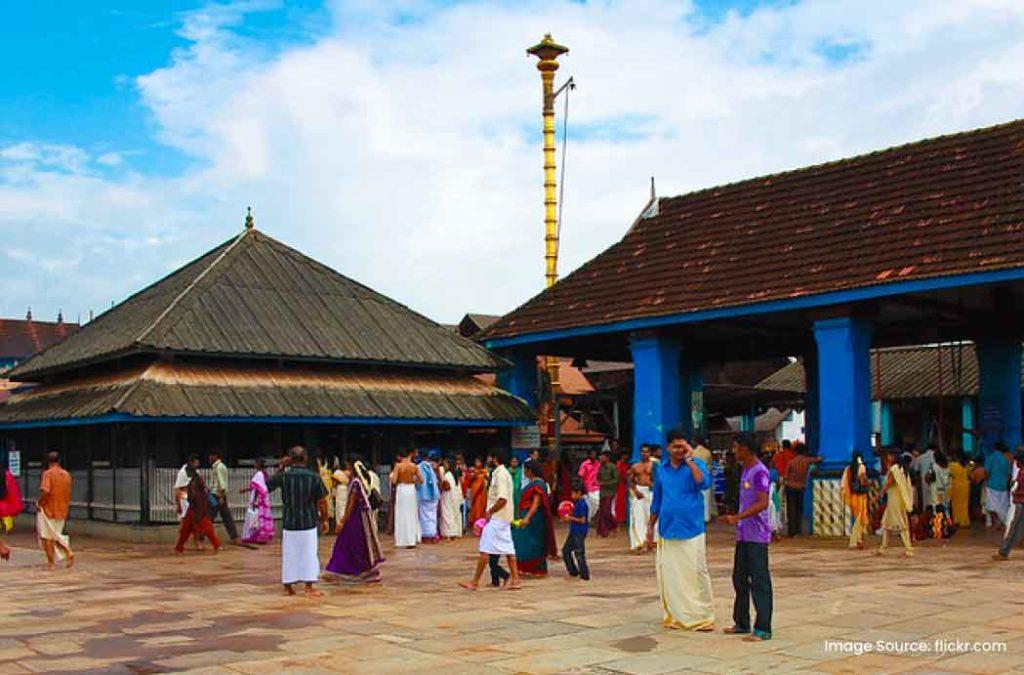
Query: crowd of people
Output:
[[3, 428, 1023, 644]]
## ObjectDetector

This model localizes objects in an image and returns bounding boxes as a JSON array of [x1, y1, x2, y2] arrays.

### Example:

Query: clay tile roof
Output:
[[0, 319, 78, 361], [485, 119, 1024, 339], [12, 228, 506, 379]]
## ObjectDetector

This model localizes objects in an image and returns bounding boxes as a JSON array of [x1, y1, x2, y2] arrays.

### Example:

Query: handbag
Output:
[[207, 492, 220, 509]]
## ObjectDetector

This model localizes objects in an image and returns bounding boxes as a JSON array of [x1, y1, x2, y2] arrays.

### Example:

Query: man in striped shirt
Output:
[[268, 446, 329, 597]]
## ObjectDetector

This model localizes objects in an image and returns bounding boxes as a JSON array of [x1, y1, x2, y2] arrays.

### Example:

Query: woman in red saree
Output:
[[615, 453, 629, 525], [467, 457, 488, 526], [512, 461, 558, 576]]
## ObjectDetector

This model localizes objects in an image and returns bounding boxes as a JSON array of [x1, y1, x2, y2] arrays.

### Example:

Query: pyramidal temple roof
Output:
[[13, 227, 506, 379]]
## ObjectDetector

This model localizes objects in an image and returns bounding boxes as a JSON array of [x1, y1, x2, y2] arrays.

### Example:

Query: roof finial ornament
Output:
[[26, 307, 32, 321], [244, 205, 254, 230], [650, 175, 656, 201], [57, 309, 63, 323]]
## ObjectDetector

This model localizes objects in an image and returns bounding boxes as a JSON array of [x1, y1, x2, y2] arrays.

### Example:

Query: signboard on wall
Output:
[[511, 424, 541, 449], [8, 450, 21, 477]]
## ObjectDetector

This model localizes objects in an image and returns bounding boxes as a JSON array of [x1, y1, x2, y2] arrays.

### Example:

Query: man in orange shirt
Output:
[[37, 451, 74, 569], [773, 440, 795, 478]]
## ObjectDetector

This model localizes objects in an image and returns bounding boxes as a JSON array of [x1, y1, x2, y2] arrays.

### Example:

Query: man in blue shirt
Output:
[[417, 450, 442, 543], [646, 428, 714, 631], [984, 442, 1013, 529]]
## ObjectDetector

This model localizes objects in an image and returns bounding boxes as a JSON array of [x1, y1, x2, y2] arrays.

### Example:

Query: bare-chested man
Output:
[[391, 450, 423, 548], [629, 445, 655, 553]]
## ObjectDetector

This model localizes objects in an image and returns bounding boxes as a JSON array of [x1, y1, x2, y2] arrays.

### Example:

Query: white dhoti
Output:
[[629, 486, 652, 550], [478, 517, 516, 556], [281, 527, 320, 584], [656, 534, 715, 630], [986, 488, 1010, 524], [419, 499, 439, 540], [36, 511, 72, 561], [585, 491, 600, 522], [440, 494, 463, 538], [394, 483, 420, 547]]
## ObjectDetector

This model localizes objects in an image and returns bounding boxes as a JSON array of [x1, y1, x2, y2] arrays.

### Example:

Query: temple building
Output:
[[482, 119, 1024, 536], [0, 217, 530, 524], [1, 312, 78, 404]]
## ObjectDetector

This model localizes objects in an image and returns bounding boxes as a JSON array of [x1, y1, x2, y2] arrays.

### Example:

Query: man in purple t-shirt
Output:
[[719, 433, 773, 641]]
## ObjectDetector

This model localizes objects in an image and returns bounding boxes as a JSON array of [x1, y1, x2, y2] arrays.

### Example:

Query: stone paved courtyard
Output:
[[1, 523, 1022, 674]]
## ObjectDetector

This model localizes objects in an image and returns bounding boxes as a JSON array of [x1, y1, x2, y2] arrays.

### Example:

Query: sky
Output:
[[3, 0, 1024, 326]]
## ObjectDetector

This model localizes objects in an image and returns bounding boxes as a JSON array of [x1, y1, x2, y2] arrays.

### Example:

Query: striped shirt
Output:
[[267, 467, 327, 531]]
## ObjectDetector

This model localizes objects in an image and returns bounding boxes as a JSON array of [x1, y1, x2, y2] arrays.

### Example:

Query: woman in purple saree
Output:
[[325, 464, 385, 584], [241, 458, 275, 545]]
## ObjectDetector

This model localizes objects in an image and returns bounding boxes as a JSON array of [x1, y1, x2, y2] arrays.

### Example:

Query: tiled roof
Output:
[[13, 228, 505, 379], [485, 119, 1024, 339], [0, 319, 77, 360], [0, 361, 532, 424], [756, 343, 1014, 399], [726, 407, 791, 433]]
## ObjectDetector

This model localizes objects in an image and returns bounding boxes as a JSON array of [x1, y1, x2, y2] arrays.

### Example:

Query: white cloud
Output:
[[4, 0, 1024, 324], [96, 152, 123, 166]]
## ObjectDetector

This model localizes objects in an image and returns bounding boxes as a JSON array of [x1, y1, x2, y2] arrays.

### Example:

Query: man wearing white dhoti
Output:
[[460, 448, 521, 591], [391, 450, 422, 548], [417, 450, 442, 542], [647, 429, 714, 631], [37, 451, 74, 570], [628, 446, 656, 553], [267, 447, 328, 597]]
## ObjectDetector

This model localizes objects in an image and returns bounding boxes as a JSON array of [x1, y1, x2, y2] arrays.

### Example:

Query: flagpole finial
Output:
[[244, 206, 254, 230]]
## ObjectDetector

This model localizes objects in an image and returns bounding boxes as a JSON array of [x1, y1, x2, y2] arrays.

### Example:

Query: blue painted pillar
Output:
[[803, 349, 819, 453], [496, 350, 537, 411], [813, 317, 874, 468], [961, 397, 975, 457], [879, 400, 894, 447], [629, 332, 683, 463], [976, 340, 1022, 455], [739, 412, 755, 433], [681, 366, 704, 438]]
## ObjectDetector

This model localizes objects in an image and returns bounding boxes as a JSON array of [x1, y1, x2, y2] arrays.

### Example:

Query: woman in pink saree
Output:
[[241, 458, 274, 544]]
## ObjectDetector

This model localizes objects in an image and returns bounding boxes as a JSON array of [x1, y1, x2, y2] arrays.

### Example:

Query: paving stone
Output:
[[1, 525, 1021, 673]]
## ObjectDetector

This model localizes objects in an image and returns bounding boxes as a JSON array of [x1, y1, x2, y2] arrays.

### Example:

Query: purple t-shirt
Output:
[[737, 462, 772, 544]]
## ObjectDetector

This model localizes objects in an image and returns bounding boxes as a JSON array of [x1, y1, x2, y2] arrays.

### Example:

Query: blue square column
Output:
[[629, 332, 683, 463], [976, 340, 1022, 455], [961, 397, 975, 457], [803, 349, 819, 453], [496, 350, 538, 411], [681, 366, 705, 438], [813, 317, 874, 468]]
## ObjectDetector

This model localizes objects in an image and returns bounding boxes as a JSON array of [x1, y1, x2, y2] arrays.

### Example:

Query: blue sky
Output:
[[0, 1, 330, 177], [0, 0, 773, 178], [2, 0, 1023, 325]]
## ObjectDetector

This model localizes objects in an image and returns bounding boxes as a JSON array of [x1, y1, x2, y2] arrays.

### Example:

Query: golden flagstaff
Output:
[[527, 33, 569, 449]]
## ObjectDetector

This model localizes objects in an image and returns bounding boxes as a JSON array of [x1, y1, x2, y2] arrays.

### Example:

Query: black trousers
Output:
[[489, 555, 509, 586], [562, 532, 590, 580], [785, 488, 804, 536], [732, 541, 772, 636], [213, 495, 238, 541]]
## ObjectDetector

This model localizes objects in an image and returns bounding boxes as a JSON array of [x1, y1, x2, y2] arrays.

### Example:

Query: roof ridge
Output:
[[660, 118, 1024, 207], [133, 228, 250, 346], [256, 231, 505, 364]]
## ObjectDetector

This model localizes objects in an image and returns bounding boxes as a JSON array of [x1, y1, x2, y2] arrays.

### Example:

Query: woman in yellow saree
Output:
[[948, 451, 971, 528], [841, 451, 870, 549]]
